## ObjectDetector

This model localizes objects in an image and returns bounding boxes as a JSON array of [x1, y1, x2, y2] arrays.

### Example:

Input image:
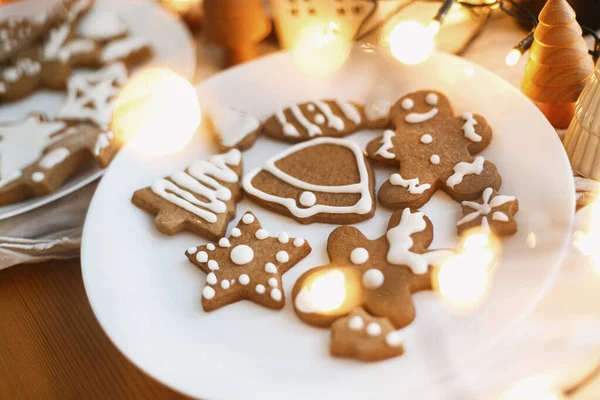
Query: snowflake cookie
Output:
[[331, 307, 406, 362], [186, 211, 312, 311], [0, 113, 119, 205], [292, 208, 453, 328], [457, 187, 519, 236], [132, 149, 243, 240], [366, 90, 502, 209]]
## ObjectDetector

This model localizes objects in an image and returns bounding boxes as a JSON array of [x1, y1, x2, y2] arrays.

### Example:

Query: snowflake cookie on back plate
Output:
[[365, 90, 502, 209]]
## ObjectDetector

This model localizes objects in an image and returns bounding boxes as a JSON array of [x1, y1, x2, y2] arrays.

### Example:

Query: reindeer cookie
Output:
[[366, 90, 501, 209], [0, 113, 119, 205], [292, 208, 453, 328], [186, 211, 311, 311]]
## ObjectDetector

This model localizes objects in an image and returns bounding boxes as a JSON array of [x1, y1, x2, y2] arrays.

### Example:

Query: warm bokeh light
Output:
[[292, 21, 351, 77], [427, 20, 441, 37], [112, 67, 201, 156], [305, 270, 347, 312], [505, 48, 523, 67], [434, 228, 499, 311], [574, 191, 600, 274], [161, 0, 200, 13], [388, 21, 434, 65]]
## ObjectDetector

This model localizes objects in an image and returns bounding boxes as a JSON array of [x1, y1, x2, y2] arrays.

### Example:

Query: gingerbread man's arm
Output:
[[458, 113, 493, 155]]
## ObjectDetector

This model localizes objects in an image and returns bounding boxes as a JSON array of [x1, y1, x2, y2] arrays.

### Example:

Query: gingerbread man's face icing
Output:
[[366, 90, 502, 209], [292, 208, 453, 328]]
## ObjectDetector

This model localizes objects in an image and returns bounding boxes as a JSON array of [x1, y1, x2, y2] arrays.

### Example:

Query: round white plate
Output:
[[0, 0, 196, 221], [82, 49, 574, 399]]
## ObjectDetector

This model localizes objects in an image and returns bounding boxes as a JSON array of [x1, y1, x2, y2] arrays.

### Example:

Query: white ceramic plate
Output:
[[82, 49, 574, 399], [0, 0, 196, 221]]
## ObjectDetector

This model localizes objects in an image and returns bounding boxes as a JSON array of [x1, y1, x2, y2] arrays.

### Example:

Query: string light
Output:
[[427, 0, 456, 37], [505, 30, 535, 66]]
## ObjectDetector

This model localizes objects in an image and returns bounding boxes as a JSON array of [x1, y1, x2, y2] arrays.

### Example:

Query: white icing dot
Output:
[[276, 251, 289, 263], [231, 228, 242, 237], [293, 238, 305, 247], [350, 247, 369, 264], [425, 92, 439, 106], [206, 272, 217, 285], [271, 288, 282, 301], [307, 104, 315, 112], [255, 229, 269, 240], [255, 284, 266, 294], [265, 262, 277, 273], [187, 247, 197, 255], [268, 277, 278, 288], [299, 191, 316, 207], [221, 280, 230, 289], [430, 155, 440, 164], [362, 269, 384, 289], [366, 322, 382, 336], [208, 260, 219, 270], [420, 134, 433, 144], [314, 114, 325, 124], [203, 286, 215, 299], [230, 245, 254, 265], [348, 315, 364, 330], [401, 98, 414, 110], [239, 274, 250, 285], [385, 331, 403, 347], [242, 213, 255, 224], [31, 172, 45, 182], [207, 243, 216, 251], [196, 251, 208, 263], [219, 238, 231, 247], [278, 232, 289, 244]]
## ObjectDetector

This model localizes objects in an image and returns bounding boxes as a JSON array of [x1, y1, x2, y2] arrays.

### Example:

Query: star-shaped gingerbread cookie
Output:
[[186, 211, 312, 311], [292, 208, 453, 328], [457, 187, 518, 236], [366, 90, 502, 209]]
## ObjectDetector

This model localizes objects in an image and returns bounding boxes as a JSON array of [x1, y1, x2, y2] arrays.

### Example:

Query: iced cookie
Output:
[[262, 100, 365, 143], [362, 99, 392, 130], [0, 113, 119, 205], [457, 187, 518, 236], [57, 62, 128, 128], [366, 90, 501, 209], [331, 307, 405, 362], [243, 137, 376, 225], [132, 149, 243, 240], [185, 211, 311, 311], [292, 208, 453, 328], [76, 8, 128, 42], [98, 36, 153, 69], [206, 105, 261, 151]]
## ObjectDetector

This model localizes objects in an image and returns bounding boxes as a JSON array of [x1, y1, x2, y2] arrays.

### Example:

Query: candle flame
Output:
[[292, 21, 351, 77], [433, 228, 499, 311], [388, 21, 435, 65], [112, 67, 201, 157]]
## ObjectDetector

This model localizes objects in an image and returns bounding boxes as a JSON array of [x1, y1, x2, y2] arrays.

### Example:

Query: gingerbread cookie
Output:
[[0, 11, 57, 63], [206, 105, 261, 151], [57, 62, 128, 128], [457, 187, 518, 236], [292, 208, 453, 328], [262, 100, 365, 143], [366, 90, 502, 209], [98, 36, 153, 69], [132, 149, 243, 240], [362, 99, 392, 130], [0, 113, 119, 205], [185, 211, 311, 311], [76, 8, 128, 42], [243, 137, 376, 225], [330, 307, 405, 362], [0, 49, 44, 102]]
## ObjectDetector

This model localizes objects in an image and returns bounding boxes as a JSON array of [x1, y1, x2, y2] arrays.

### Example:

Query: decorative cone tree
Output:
[[521, 0, 595, 129], [203, 0, 271, 66]]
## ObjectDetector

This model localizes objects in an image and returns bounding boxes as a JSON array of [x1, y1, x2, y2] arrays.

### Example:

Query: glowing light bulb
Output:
[[388, 21, 434, 65], [293, 21, 351, 77], [505, 48, 523, 66], [112, 67, 200, 157], [427, 20, 441, 36]]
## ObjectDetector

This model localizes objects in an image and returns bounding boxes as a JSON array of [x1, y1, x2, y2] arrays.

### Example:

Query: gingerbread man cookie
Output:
[[292, 208, 453, 328], [0, 113, 119, 205], [366, 90, 501, 209], [457, 187, 518, 236], [262, 99, 365, 143], [331, 307, 405, 362], [132, 149, 243, 240], [186, 211, 312, 311], [243, 137, 376, 225]]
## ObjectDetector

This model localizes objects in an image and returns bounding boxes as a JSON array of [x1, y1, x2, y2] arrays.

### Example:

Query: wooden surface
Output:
[[0, 259, 188, 399]]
